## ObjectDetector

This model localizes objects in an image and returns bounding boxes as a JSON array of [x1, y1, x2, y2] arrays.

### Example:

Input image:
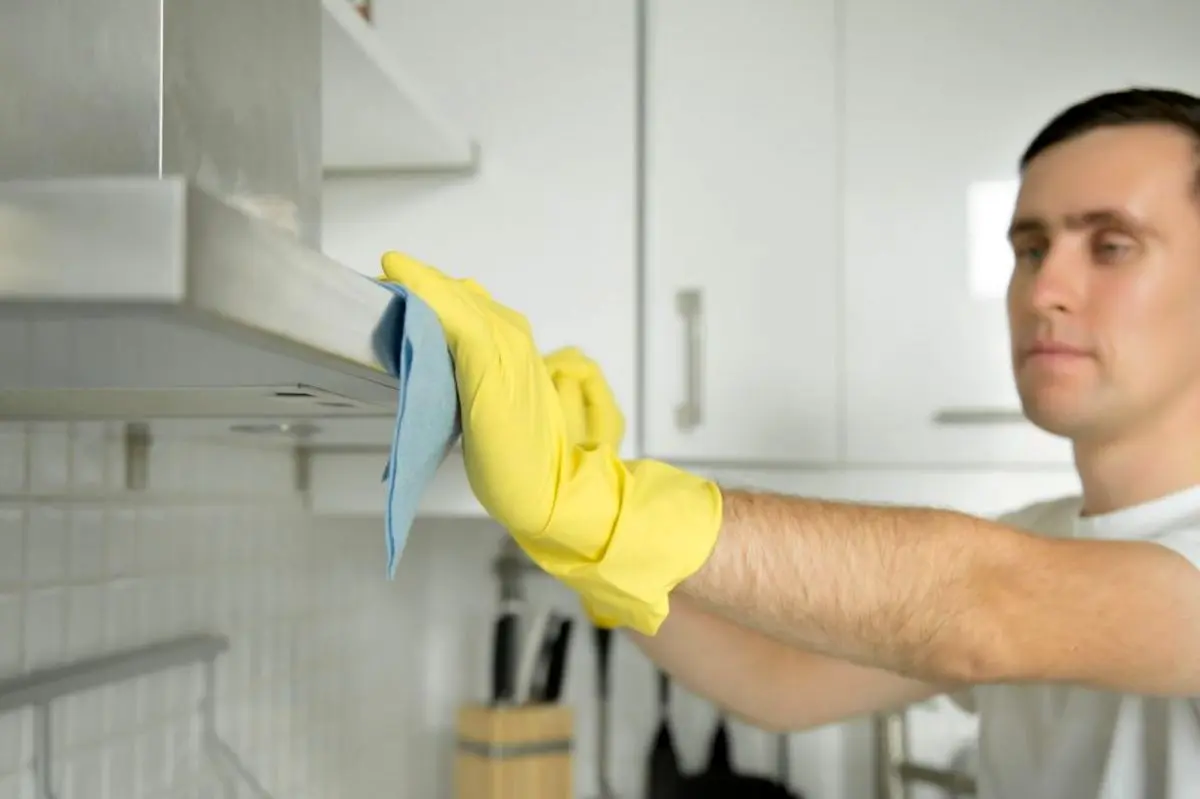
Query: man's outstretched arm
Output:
[[677, 490, 1200, 696], [380, 254, 1200, 698]]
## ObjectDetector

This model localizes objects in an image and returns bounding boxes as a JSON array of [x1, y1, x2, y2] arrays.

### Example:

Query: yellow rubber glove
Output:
[[543, 347, 626, 630], [544, 346, 624, 459], [380, 252, 723, 634]]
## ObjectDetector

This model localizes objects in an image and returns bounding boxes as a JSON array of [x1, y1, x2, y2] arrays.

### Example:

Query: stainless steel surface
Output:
[[34, 704, 53, 799], [874, 712, 911, 799], [0, 0, 322, 246], [776, 731, 791, 787], [0, 176, 397, 419], [932, 408, 1028, 426], [123, 422, 151, 490], [945, 742, 979, 798], [674, 288, 704, 431], [0, 2, 413, 421], [494, 538, 532, 603], [897, 763, 976, 796]]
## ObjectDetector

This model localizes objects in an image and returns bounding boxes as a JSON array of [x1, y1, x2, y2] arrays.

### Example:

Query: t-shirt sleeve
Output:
[[1154, 527, 1200, 571]]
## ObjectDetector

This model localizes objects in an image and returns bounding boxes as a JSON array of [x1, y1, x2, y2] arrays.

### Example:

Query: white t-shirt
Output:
[[955, 485, 1200, 799]]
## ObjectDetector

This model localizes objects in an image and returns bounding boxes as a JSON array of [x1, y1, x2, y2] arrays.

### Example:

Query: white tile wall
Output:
[[0, 421, 448, 799]]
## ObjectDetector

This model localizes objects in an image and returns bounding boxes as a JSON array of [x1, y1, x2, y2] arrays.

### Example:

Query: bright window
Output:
[[967, 178, 1020, 299]]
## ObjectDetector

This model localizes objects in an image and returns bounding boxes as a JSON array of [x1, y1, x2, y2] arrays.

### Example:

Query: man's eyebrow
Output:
[[1007, 209, 1149, 240], [1067, 208, 1144, 231], [1007, 217, 1044, 241]]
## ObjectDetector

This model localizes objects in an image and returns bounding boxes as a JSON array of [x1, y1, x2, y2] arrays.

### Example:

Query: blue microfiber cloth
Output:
[[369, 280, 462, 577]]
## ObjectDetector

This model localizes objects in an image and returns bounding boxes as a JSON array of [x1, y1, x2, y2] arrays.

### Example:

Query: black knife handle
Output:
[[491, 612, 519, 703], [593, 624, 612, 699], [540, 618, 574, 703]]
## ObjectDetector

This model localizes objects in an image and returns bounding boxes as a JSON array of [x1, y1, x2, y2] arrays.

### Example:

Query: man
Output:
[[383, 86, 1200, 798]]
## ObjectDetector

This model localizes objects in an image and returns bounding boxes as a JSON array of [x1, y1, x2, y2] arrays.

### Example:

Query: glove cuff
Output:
[[579, 595, 621, 629], [568, 459, 723, 635]]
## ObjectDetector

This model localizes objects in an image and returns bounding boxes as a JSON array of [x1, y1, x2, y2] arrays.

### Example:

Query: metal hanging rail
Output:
[[0, 633, 273, 799], [874, 710, 977, 798]]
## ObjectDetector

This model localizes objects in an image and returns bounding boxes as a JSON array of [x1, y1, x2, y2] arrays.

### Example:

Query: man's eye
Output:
[[1014, 245, 1046, 265], [1093, 235, 1135, 262]]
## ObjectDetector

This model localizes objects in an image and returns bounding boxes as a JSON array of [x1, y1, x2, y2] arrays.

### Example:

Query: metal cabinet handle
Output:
[[932, 407, 1026, 426], [674, 288, 705, 431]]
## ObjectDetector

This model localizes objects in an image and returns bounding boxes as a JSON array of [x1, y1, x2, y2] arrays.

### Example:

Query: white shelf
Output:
[[321, 0, 478, 174]]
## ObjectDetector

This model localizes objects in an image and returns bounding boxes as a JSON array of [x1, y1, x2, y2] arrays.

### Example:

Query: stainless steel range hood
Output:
[[0, 176, 397, 419], [0, 0, 442, 420]]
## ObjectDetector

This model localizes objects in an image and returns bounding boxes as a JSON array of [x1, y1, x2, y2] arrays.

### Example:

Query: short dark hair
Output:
[[1019, 87, 1200, 194]]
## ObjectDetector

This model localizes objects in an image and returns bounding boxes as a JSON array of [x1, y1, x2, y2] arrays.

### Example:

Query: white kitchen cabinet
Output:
[[641, 0, 841, 465], [319, 0, 638, 452], [841, 0, 1200, 466]]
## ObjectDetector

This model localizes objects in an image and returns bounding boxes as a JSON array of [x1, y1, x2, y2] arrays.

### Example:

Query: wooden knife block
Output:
[[455, 703, 574, 799]]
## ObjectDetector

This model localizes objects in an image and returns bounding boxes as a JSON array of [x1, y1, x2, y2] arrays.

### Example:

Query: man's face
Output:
[[1006, 123, 1200, 443]]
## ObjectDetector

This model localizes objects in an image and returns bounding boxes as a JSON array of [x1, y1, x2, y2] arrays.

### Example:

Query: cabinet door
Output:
[[842, 0, 1200, 466], [642, 0, 840, 464], [321, 0, 638, 452]]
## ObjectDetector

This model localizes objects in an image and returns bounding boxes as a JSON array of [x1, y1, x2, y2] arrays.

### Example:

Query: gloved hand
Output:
[[542, 346, 626, 629], [543, 345, 624, 459], [379, 252, 723, 634]]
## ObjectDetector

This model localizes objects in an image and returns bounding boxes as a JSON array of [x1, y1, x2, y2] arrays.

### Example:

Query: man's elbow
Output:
[[923, 601, 1023, 686], [932, 637, 1012, 686], [922, 531, 1040, 685]]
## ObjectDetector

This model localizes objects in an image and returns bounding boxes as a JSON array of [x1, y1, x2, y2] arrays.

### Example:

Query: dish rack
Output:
[[0, 634, 271, 799]]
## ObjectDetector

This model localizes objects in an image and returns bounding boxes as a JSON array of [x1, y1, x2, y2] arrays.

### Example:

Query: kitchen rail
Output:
[[874, 710, 977, 798], [0, 634, 272, 799]]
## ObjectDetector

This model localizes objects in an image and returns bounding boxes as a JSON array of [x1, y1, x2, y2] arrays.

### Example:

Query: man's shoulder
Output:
[[996, 494, 1082, 537]]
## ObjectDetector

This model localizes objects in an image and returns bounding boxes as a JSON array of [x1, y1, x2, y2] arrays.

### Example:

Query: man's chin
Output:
[[1020, 399, 1087, 440]]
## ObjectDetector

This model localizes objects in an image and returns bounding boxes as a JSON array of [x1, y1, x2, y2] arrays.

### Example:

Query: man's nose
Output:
[[1027, 248, 1083, 315]]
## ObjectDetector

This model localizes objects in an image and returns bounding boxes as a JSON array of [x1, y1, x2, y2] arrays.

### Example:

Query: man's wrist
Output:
[[574, 459, 723, 634]]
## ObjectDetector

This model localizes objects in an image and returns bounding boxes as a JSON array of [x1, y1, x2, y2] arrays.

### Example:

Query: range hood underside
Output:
[[0, 177, 399, 421], [0, 311, 395, 419]]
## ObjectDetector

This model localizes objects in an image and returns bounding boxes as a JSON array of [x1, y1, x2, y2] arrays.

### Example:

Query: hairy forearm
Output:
[[677, 489, 1024, 684], [628, 594, 945, 731]]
